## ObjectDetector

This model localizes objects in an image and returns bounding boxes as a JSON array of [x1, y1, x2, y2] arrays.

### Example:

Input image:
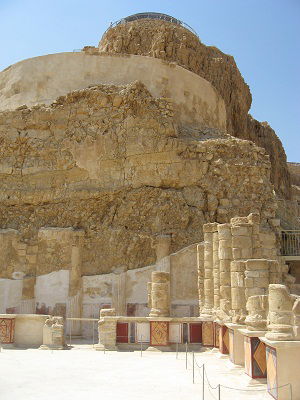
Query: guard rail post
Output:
[[185, 341, 188, 369]]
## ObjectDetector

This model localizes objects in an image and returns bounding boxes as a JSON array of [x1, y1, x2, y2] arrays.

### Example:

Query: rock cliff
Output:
[[0, 81, 275, 277], [98, 19, 291, 198]]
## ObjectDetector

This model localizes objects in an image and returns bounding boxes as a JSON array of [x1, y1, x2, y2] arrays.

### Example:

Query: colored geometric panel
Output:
[[189, 323, 202, 343], [0, 318, 15, 344], [150, 321, 168, 346], [222, 326, 229, 354], [244, 337, 252, 377], [116, 322, 128, 343], [214, 323, 220, 347], [229, 329, 234, 363], [266, 346, 278, 399], [218, 325, 229, 354], [253, 340, 267, 378], [202, 322, 214, 346]]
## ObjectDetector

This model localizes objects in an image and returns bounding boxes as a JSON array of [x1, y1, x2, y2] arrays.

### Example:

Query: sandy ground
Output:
[[0, 345, 272, 400]]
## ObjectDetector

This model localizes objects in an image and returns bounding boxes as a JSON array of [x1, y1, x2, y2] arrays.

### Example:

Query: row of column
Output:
[[198, 213, 282, 322]]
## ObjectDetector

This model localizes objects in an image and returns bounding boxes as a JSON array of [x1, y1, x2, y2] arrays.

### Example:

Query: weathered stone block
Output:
[[219, 247, 232, 260], [217, 224, 231, 240], [252, 277, 269, 288], [241, 248, 253, 259], [232, 236, 252, 249], [219, 259, 231, 272], [232, 248, 241, 259], [231, 226, 251, 237], [231, 272, 244, 287], [245, 288, 266, 298], [220, 272, 231, 286], [244, 278, 254, 288]]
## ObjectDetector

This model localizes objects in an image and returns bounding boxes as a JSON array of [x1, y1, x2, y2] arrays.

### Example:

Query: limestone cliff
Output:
[[98, 19, 291, 198]]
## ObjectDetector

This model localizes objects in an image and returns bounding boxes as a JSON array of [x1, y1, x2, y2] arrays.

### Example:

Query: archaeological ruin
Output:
[[0, 12, 300, 400]]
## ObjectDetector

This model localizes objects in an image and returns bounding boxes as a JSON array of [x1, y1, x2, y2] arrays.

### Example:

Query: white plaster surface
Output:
[[35, 270, 69, 308], [0, 347, 270, 400], [169, 323, 182, 343], [136, 322, 150, 343], [0, 53, 227, 132], [0, 278, 22, 313], [126, 265, 155, 304]]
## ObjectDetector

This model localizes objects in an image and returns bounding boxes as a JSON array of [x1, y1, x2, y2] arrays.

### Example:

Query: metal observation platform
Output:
[[105, 12, 199, 38]]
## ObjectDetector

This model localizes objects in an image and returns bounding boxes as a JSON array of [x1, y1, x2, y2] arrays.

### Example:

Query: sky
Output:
[[0, 0, 299, 162]]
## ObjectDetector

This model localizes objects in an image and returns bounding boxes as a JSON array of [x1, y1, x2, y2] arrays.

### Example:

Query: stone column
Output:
[[39, 316, 66, 350], [245, 259, 270, 299], [266, 284, 295, 340], [95, 308, 117, 351], [112, 271, 126, 316], [230, 217, 253, 323], [218, 223, 232, 321], [68, 231, 84, 335], [293, 298, 300, 340], [231, 217, 253, 261], [230, 260, 247, 323], [201, 223, 214, 318], [245, 295, 268, 331], [149, 272, 170, 317], [197, 243, 205, 315], [212, 223, 220, 311], [155, 235, 171, 262]]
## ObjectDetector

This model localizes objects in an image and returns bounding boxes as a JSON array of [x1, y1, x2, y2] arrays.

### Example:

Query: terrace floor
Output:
[[0, 344, 272, 400]]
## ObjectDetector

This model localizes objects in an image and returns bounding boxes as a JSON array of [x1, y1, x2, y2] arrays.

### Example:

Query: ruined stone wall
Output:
[[288, 162, 300, 187], [0, 81, 275, 278], [98, 19, 291, 198]]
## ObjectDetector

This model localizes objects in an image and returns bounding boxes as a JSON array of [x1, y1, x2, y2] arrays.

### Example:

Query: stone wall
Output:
[[98, 19, 291, 198], [0, 81, 276, 279]]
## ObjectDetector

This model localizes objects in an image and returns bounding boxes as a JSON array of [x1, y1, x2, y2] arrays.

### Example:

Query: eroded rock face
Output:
[[0, 81, 275, 277], [98, 19, 291, 198]]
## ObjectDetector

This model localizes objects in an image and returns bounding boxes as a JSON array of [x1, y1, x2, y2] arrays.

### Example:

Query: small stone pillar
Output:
[[266, 284, 294, 341], [197, 243, 205, 315], [39, 316, 66, 350], [201, 223, 215, 318], [95, 308, 117, 351], [149, 272, 170, 317]]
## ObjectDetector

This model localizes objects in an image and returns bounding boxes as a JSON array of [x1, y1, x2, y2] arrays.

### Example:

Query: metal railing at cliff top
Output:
[[282, 230, 300, 256], [103, 12, 199, 38]]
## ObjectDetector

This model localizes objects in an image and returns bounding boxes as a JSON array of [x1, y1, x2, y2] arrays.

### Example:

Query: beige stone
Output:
[[149, 272, 170, 317]]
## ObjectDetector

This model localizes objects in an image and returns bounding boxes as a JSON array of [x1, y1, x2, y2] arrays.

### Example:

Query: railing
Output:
[[282, 230, 300, 256], [103, 12, 199, 38], [181, 343, 292, 400]]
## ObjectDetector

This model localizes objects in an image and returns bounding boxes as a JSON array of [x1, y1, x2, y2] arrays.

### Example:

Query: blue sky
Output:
[[0, 0, 299, 162]]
